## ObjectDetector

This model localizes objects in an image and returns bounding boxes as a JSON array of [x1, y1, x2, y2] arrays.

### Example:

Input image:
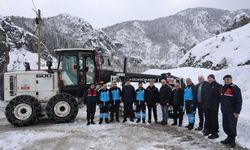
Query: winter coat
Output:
[[122, 84, 135, 104], [98, 89, 111, 107], [84, 89, 98, 104], [220, 83, 242, 114], [194, 81, 210, 105], [145, 85, 159, 105], [183, 84, 196, 107], [109, 87, 122, 105], [204, 81, 221, 110], [135, 87, 146, 104], [159, 84, 172, 105], [171, 88, 184, 107]]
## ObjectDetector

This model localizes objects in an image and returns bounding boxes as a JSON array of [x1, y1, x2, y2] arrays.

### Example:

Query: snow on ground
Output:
[[0, 66, 249, 149], [0, 106, 244, 150]]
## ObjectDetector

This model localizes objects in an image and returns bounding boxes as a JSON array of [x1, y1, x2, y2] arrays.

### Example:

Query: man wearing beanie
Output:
[[220, 75, 242, 148], [206, 74, 221, 139]]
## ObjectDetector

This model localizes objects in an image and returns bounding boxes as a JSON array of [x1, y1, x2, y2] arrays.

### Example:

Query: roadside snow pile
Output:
[[178, 23, 250, 69], [144, 66, 250, 148]]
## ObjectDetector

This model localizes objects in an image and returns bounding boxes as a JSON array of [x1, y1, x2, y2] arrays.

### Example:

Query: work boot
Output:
[[105, 119, 109, 124], [109, 119, 114, 123], [203, 131, 211, 136], [136, 119, 141, 123], [91, 120, 95, 124], [123, 118, 127, 123], [188, 123, 194, 130], [208, 133, 219, 139], [130, 118, 134, 122], [220, 136, 231, 145], [148, 120, 151, 123], [195, 127, 203, 131], [142, 119, 145, 123], [99, 119, 103, 124], [228, 136, 236, 148], [185, 124, 190, 128], [116, 119, 120, 122], [171, 122, 177, 126], [87, 119, 90, 125]]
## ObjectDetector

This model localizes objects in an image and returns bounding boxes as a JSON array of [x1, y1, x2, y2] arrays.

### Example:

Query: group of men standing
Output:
[[84, 74, 242, 148], [181, 74, 242, 148]]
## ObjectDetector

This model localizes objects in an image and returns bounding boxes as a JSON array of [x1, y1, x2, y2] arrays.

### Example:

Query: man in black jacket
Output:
[[171, 82, 184, 127], [145, 80, 159, 123], [159, 79, 172, 125], [220, 75, 242, 148], [205, 74, 221, 139], [194, 76, 210, 131], [122, 79, 135, 123]]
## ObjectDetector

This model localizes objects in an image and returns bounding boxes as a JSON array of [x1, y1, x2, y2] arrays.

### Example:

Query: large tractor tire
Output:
[[5, 95, 42, 127], [46, 93, 78, 123]]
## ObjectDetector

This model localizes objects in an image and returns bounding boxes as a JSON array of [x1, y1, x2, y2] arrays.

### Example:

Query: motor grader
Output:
[[2, 48, 184, 126]]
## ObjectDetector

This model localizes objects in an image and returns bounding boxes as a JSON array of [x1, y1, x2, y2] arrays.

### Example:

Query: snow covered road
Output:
[[0, 103, 247, 150]]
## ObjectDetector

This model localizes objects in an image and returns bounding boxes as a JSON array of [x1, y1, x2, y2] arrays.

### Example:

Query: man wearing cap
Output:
[[122, 79, 135, 123], [109, 82, 122, 122], [205, 74, 221, 139], [145, 80, 159, 123], [220, 75, 242, 148], [84, 83, 98, 125]]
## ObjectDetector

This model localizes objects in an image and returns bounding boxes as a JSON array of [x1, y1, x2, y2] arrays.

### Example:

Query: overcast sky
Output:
[[1, 0, 250, 28]]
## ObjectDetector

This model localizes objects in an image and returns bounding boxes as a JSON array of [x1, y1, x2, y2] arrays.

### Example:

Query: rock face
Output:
[[178, 23, 250, 70]]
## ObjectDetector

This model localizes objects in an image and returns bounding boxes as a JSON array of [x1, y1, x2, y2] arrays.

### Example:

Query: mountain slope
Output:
[[103, 8, 250, 71], [178, 23, 250, 69]]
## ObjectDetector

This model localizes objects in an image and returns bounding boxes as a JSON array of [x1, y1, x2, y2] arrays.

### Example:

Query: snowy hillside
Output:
[[178, 23, 250, 69], [0, 16, 54, 72], [144, 66, 250, 148], [103, 8, 250, 71]]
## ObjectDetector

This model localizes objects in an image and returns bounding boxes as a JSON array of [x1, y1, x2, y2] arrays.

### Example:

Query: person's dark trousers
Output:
[[173, 106, 183, 125], [124, 102, 133, 120], [87, 102, 96, 122], [147, 105, 157, 122], [222, 113, 238, 141], [100, 105, 109, 123], [211, 109, 219, 134], [161, 105, 168, 124], [204, 108, 212, 133], [197, 102, 204, 128], [136, 102, 146, 122], [110, 103, 120, 121]]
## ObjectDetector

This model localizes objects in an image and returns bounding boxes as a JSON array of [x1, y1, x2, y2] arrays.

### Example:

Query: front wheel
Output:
[[5, 95, 41, 127], [46, 93, 78, 123]]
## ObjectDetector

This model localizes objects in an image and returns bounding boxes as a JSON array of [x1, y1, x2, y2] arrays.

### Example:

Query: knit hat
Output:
[[208, 74, 215, 80], [223, 75, 232, 80]]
